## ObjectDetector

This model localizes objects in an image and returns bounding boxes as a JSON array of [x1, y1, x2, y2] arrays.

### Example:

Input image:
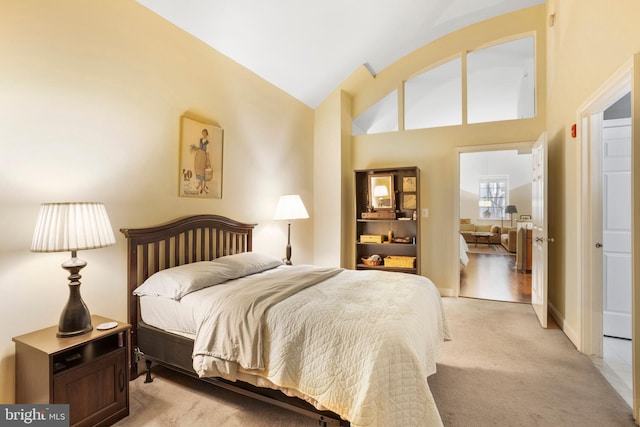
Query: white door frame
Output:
[[577, 55, 638, 419], [454, 141, 535, 298], [577, 59, 631, 355]]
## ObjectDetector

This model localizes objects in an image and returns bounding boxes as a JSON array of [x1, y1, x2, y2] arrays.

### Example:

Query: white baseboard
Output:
[[549, 301, 579, 348], [438, 287, 457, 297]]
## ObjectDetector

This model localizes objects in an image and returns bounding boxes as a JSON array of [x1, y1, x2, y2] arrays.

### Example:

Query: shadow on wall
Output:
[[546, 128, 567, 311], [0, 354, 15, 403]]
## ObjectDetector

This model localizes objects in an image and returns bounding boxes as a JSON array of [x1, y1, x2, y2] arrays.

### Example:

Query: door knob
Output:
[[595, 243, 603, 248], [535, 237, 554, 243]]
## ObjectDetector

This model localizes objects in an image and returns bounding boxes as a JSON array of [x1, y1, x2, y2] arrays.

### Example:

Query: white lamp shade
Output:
[[274, 195, 309, 221], [31, 202, 116, 252], [373, 185, 389, 197]]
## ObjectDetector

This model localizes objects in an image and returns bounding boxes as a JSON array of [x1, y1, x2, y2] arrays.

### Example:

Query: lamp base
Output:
[[284, 222, 293, 265], [58, 328, 92, 338], [284, 243, 292, 265], [57, 283, 93, 338], [58, 327, 93, 338], [57, 254, 93, 338]]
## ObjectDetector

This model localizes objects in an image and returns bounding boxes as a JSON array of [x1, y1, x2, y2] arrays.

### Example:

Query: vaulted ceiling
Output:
[[136, 0, 545, 108]]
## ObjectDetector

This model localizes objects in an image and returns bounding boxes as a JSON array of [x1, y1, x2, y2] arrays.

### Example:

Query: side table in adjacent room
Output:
[[471, 231, 493, 247]]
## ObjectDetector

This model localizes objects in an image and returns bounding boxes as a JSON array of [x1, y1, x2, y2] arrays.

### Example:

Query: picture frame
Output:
[[402, 193, 417, 210], [179, 115, 223, 198], [520, 214, 532, 220], [402, 176, 417, 192]]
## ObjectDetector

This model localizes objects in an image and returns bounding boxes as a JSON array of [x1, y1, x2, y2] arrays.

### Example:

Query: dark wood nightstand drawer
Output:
[[54, 347, 127, 426], [13, 315, 130, 427]]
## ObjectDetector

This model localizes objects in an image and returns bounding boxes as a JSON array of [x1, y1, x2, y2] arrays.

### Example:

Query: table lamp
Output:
[[479, 200, 492, 218], [373, 185, 389, 209], [31, 202, 116, 337], [274, 195, 309, 265]]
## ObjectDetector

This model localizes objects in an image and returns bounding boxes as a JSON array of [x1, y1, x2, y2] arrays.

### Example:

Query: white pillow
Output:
[[133, 253, 284, 300], [133, 261, 235, 300], [214, 252, 283, 277]]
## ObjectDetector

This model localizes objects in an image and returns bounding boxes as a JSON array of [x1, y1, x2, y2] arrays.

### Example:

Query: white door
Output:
[[532, 133, 548, 328], [601, 118, 632, 339]]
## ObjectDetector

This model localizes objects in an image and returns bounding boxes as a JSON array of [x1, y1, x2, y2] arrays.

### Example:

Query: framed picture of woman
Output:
[[179, 115, 223, 198]]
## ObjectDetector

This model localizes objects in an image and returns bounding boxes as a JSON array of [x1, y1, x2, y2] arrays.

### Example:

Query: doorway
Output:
[[457, 145, 533, 303], [460, 252, 531, 303], [578, 59, 634, 411]]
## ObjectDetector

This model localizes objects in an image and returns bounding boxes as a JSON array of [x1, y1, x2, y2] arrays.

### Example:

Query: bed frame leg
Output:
[[144, 359, 153, 383]]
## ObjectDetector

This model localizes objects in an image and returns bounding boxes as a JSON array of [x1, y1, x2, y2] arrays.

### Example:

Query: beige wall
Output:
[[545, 0, 640, 342], [313, 90, 355, 268], [313, 91, 343, 267], [0, 0, 314, 403], [340, 6, 547, 293], [337, 0, 640, 353], [5, 0, 640, 409]]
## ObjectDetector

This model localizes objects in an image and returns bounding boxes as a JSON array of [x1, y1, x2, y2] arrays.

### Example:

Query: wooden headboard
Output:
[[120, 215, 256, 371]]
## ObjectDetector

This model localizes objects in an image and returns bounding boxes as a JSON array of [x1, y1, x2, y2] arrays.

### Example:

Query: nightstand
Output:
[[13, 315, 130, 427]]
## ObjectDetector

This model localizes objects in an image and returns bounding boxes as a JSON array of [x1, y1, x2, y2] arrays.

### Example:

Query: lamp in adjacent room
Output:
[[274, 194, 309, 265], [505, 205, 518, 227], [478, 199, 492, 218], [31, 202, 116, 338]]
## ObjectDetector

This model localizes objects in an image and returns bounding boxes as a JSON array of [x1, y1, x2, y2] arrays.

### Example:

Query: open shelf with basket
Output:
[[354, 166, 420, 274]]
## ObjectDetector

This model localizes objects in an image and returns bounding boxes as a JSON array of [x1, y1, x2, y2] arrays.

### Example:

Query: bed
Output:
[[121, 215, 450, 427], [460, 233, 469, 266]]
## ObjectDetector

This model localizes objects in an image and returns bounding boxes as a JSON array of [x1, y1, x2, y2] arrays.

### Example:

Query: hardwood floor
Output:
[[460, 250, 531, 303]]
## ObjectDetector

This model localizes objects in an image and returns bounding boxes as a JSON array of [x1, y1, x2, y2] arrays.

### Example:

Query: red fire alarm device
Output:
[[571, 123, 577, 138]]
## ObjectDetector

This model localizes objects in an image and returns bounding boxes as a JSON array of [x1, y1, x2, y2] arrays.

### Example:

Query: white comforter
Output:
[[192, 265, 450, 427], [193, 265, 342, 371], [460, 233, 469, 266]]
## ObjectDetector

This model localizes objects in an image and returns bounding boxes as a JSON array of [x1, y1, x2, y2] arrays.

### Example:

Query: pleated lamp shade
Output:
[[31, 202, 116, 252], [31, 202, 116, 338], [274, 195, 308, 266]]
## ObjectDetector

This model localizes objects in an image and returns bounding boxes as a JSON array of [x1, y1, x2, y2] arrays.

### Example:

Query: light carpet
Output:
[[430, 298, 634, 426], [115, 298, 635, 426]]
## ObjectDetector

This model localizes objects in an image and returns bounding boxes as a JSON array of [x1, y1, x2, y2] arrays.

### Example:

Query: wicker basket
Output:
[[383, 256, 416, 268], [361, 257, 383, 266]]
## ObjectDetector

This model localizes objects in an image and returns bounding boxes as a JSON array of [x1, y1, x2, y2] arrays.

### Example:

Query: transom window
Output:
[[351, 35, 535, 135], [467, 37, 535, 123], [405, 57, 462, 130], [352, 90, 398, 136]]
